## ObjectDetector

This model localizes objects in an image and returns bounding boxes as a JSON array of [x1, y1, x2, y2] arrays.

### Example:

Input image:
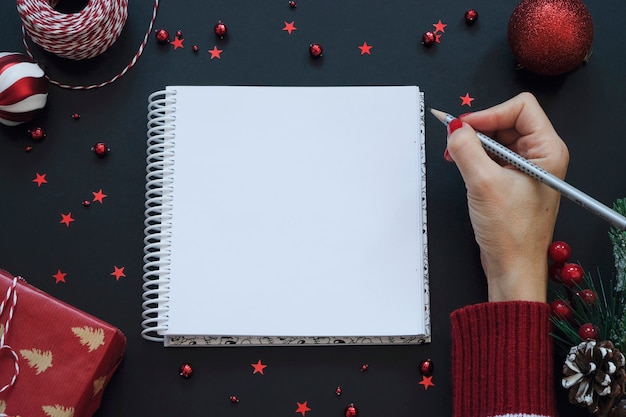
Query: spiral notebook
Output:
[[141, 86, 429, 346]]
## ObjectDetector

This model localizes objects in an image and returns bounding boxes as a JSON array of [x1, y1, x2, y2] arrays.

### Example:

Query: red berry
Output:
[[548, 241, 571, 264], [577, 289, 596, 305], [578, 323, 598, 340], [561, 263, 584, 287], [551, 300, 573, 320]]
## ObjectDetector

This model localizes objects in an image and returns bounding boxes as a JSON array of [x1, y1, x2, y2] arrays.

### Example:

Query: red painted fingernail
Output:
[[447, 118, 463, 135], [443, 148, 454, 162]]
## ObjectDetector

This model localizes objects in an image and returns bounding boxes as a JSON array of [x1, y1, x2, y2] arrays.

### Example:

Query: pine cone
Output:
[[563, 340, 626, 415]]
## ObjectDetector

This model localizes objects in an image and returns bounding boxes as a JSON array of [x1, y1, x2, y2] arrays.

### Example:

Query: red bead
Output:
[[176, 30, 183, 39], [192, 45, 199, 52], [25, 146, 32, 153], [345, 403, 358, 417], [577, 289, 596, 305], [550, 299, 572, 320], [309, 43, 323, 58], [335, 386, 342, 396], [419, 358, 434, 375], [548, 241, 571, 264], [92, 142, 110, 157], [289, 1, 297, 7], [360, 364, 368, 372], [214, 21, 228, 38], [464, 9, 479, 25], [155, 29, 170, 44], [230, 395, 239, 403], [561, 263, 584, 287], [72, 113, 80, 120], [179, 363, 193, 378], [421, 31, 436, 47], [29, 127, 46, 141], [578, 323, 598, 340]]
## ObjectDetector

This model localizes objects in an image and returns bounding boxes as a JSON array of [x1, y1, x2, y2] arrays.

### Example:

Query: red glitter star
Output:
[[282, 21, 297, 35], [32, 173, 47, 187], [60, 212, 75, 227], [251, 360, 267, 374], [111, 266, 126, 281], [170, 37, 184, 50], [419, 375, 435, 390], [209, 46, 223, 59], [433, 20, 447, 33], [92, 189, 107, 203], [53, 269, 67, 284], [460, 93, 475, 106], [295, 401, 311, 416], [358, 41, 372, 55]]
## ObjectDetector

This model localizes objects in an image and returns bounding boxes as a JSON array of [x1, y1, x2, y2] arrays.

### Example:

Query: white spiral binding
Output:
[[141, 89, 177, 342]]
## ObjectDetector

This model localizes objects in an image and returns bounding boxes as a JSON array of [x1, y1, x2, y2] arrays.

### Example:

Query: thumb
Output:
[[446, 119, 501, 187]]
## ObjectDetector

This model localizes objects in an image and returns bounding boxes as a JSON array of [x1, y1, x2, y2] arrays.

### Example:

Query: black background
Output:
[[0, 0, 623, 416]]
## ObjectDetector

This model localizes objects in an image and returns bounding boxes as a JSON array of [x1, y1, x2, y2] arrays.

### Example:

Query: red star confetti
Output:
[[53, 269, 67, 284], [282, 21, 297, 35], [60, 212, 75, 227], [358, 42, 372, 55], [419, 375, 435, 390], [111, 266, 126, 281], [251, 360, 267, 375], [460, 93, 475, 106], [209, 46, 223, 59], [295, 401, 311, 416], [170, 37, 184, 49], [435, 33, 442, 43], [32, 173, 47, 187], [92, 189, 107, 203], [433, 20, 447, 33]]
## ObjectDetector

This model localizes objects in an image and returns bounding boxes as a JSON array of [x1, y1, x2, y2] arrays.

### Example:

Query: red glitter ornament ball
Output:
[[360, 364, 368, 372], [179, 363, 193, 378], [92, 142, 110, 157], [230, 395, 239, 403], [309, 43, 323, 58], [345, 403, 358, 417], [72, 113, 80, 120], [419, 358, 434, 376], [335, 386, 342, 396], [155, 29, 170, 44], [421, 31, 436, 47], [29, 127, 46, 141], [464, 9, 478, 25], [214, 21, 228, 39], [578, 323, 598, 340], [507, 0, 593, 76]]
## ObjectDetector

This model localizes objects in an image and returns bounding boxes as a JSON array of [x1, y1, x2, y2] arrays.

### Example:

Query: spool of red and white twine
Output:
[[17, 0, 129, 61], [16, 0, 160, 90]]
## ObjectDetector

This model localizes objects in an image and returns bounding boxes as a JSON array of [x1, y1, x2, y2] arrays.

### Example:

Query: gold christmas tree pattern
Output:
[[20, 348, 53, 374], [42, 405, 74, 417], [71, 326, 105, 352]]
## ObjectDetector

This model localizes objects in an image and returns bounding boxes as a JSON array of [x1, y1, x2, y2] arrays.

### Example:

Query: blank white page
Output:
[[166, 85, 424, 337]]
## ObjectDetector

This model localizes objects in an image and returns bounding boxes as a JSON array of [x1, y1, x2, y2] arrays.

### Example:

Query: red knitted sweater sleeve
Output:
[[450, 301, 558, 417]]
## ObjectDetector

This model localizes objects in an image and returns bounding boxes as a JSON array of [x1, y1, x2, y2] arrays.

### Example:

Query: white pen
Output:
[[430, 108, 626, 231]]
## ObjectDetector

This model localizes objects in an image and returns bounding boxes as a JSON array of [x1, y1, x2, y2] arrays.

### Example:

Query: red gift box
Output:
[[0, 269, 126, 417]]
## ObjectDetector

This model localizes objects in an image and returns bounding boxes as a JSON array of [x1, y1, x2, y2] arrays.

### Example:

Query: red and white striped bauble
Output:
[[0, 52, 48, 126]]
